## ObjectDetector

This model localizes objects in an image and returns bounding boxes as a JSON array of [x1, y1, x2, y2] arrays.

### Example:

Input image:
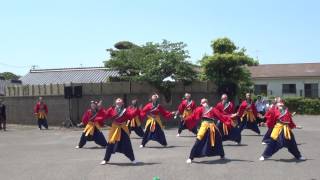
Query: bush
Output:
[[283, 97, 320, 115]]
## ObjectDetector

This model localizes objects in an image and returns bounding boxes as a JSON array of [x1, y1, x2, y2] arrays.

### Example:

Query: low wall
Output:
[[3, 81, 218, 126]]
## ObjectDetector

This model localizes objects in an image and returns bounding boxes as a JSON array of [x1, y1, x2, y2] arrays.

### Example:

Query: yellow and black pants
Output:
[[189, 119, 225, 160], [262, 122, 301, 159]]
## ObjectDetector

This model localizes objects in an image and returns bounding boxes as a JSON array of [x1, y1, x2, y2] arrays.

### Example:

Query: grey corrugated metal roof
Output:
[[248, 63, 320, 79], [20, 67, 119, 85]]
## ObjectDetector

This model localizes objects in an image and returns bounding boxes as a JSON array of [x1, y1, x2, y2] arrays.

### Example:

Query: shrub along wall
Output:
[[284, 97, 320, 115], [253, 95, 320, 115]]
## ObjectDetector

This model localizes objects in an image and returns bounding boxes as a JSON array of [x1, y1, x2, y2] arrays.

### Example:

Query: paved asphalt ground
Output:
[[0, 115, 319, 180]]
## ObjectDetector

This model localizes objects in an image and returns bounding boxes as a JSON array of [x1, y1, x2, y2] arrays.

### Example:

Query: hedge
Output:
[[253, 96, 320, 115], [284, 97, 320, 115]]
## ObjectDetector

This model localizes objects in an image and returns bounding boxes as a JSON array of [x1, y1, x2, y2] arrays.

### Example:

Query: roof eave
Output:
[[252, 75, 320, 80]]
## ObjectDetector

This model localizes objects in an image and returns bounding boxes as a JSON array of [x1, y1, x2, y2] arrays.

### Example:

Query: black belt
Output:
[[202, 117, 218, 124], [277, 120, 290, 125]]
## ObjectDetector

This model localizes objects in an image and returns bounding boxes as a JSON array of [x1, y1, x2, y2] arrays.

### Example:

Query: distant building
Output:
[[20, 67, 119, 85], [248, 63, 320, 98], [0, 77, 22, 96], [0, 79, 9, 96]]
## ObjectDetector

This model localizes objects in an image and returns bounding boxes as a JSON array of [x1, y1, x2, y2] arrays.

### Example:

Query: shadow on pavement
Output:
[[178, 135, 196, 138], [108, 162, 160, 166], [224, 143, 248, 147], [194, 158, 253, 164], [274, 158, 309, 163], [131, 137, 143, 140], [145, 145, 186, 149], [82, 146, 105, 149], [297, 142, 307, 146], [242, 134, 263, 137]]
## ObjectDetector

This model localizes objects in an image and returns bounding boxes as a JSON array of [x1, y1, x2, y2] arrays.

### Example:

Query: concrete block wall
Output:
[[3, 81, 218, 127]]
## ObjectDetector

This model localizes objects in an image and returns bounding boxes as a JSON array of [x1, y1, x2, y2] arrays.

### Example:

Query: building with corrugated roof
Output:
[[20, 67, 119, 85], [0, 77, 22, 96], [17, 63, 320, 98], [248, 63, 320, 98]]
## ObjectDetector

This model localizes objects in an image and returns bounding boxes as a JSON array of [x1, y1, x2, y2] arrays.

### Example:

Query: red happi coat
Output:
[[186, 106, 232, 127], [34, 102, 48, 114], [215, 101, 235, 115], [177, 99, 197, 129], [266, 107, 296, 129], [237, 100, 258, 118], [140, 103, 172, 120], [127, 106, 142, 120], [104, 106, 139, 124], [264, 105, 278, 129], [178, 99, 196, 114], [82, 108, 106, 126]]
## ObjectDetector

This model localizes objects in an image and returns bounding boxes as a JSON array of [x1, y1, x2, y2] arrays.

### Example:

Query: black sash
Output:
[[278, 109, 288, 123], [148, 104, 159, 117], [223, 102, 230, 111], [89, 110, 98, 122], [112, 108, 127, 121]]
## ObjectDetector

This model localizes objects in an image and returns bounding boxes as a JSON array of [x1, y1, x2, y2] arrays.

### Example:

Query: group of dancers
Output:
[[75, 92, 305, 165]]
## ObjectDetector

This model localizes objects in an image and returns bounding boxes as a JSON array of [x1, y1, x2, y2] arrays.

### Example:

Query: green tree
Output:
[[211, 38, 237, 54], [200, 37, 258, 100], [0, 72, 20, 80], [105, 40, 196, 102], [113, 41, 137, 50], [105, 42, 143, 77]]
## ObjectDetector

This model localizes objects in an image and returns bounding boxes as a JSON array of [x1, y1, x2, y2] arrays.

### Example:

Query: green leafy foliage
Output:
[[284, 97, 320, 115], [114, 41, 137, 50], [211, 37, 237, 54], [200, 37, 258, 99], [104, 40, 196, 102], [0, 72, 20, 80]]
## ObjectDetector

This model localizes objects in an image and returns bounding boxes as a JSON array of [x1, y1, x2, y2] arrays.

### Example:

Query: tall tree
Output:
[[200, 37, 258, 100], [105, 40, 196, 102], [0, 72, 20, 80]]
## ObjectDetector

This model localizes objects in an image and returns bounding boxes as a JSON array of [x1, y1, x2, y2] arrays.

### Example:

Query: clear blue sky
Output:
[[1, 0, 319, 76]]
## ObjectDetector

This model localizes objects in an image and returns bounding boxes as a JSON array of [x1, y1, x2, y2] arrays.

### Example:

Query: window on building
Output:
[[282, 84, 296, 94], [304, 83, 319, 98], [254, 84, 267, 95]]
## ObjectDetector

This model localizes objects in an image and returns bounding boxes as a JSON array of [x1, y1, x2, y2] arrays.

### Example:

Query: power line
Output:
[[0, 62, 31, 69]]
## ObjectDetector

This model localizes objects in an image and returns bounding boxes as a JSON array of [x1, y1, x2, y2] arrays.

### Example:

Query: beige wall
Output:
[[3, 81, 218, 126], [253, 77, 320, 97]]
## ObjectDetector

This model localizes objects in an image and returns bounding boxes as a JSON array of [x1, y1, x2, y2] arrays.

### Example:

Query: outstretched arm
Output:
[[251, 103, 258, 117], [265, 110, 276, 128], [177, 102, 185, 115], [185, 106, 202, 122], [126, 108, 140, 120], [287, 112, 296, 129], [103, 107, 113, 121], [158, 105, 173, 120], [210, 108, 232, 127], [140, 104, 150, 120], [34, 104, 39, 114], [82, 110, 90, 125]]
